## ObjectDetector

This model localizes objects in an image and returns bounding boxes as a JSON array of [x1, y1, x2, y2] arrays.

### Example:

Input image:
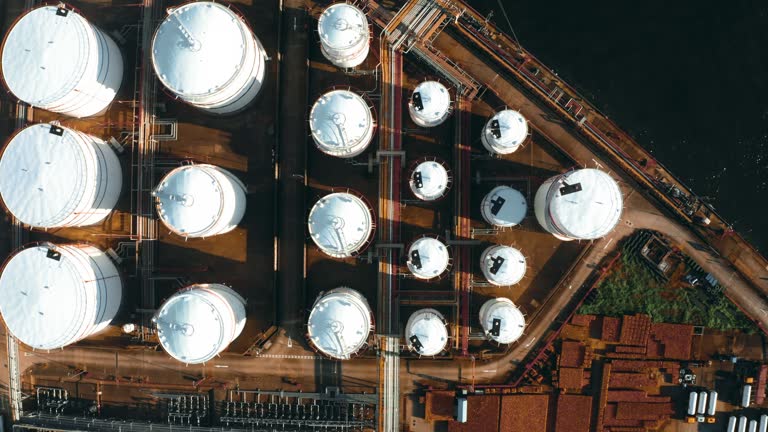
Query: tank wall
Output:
[[201, 166, 247, 237], [206, 284, 247, 341], [408, 103, 452, 128], [321, 41, 369, 69]]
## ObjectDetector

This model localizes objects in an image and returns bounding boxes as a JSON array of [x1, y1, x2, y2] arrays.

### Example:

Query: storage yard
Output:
[[0, 0, 768, 431]]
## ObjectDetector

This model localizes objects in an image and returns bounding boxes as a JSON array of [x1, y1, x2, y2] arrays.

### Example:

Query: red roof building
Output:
[[500, 395, 549, 432], [555, 394, 592, 432]]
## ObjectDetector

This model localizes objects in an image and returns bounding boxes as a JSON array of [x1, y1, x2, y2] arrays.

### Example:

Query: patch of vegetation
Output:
[[578, 253, 757, 332]]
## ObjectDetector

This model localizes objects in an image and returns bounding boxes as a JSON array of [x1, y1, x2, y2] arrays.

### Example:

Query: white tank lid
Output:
[[0, 124, 92, 227], [310, 90, 373, 156], [154, 287, 237, 364], [405, 308, 448, 356], [407, 237, 449, 279], [480, 298, 525, 344], [308, 192, 373, 258], [544, 168, 623, 240], [481, 245, 526, 286], [481, 186, 527, 227], [1, 6, 92, 107], [411, 81, 451, 121], [308, 288, 371, 359], [409, 160, 449, 201], [484, 110, 528, 152], [318, 3, 368, 50], [152, 2, 251, 97], [154, 165, 237, 236], [0, 245, 97, 349]]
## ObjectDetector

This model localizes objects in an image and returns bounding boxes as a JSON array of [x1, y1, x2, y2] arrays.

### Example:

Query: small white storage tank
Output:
[[407, 236, 450, 280], [481, 110, 529, 155], [310, 89, 375, 158], [308, 191, 374, 258], [1, 5, 123, 118], [729, 417, 739, 432], [686, 391, 698, 416], [751, 420, 759, 432], [317, 3, 370, 68], [405, 308, 448, 356], [697, 390, 707, 414], [479, 298, 525, 344], [707, 390, 717, 416], [151, 1, 266, 114], [740, 416, 749, 432], [154, 164, 246, 238], [307, 287, 372, 359], [154, 284, 245, 364], [759, 414, 767, 432], [742, 384, 752, 408], [534, 168, 623, 241], [0, 123, 122, 228], [480, 245, 526, 286], [409, 158, 451, 201], [481, 186, 527, 228], [408, 81, 452, 127], [0, 243, 122, 350]]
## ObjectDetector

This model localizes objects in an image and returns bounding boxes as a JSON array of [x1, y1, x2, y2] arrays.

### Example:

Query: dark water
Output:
[[468, 0, 768, 252]]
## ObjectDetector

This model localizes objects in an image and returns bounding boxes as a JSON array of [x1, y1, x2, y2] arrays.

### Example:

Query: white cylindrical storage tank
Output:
[[1, 5, 123, 118], [309, 89, 375, 158], [408, 81, 452, 127], [686, 391, 698, 416], [308, 191, 374, 258], [480, 245, 526, 286], [729, 417, 738, 432], [409, 158, 451, 201], [0, 123, 122, 228], [479, 298, 525, 344], [697, 390, 707, 414], [318, 3, 370, 68], [759, 415, 767, 432], [154, 284, 246, 364], [404, 308, 448, 356], [151, 1, 266, 114], [534, 168, 623, 241], [751, 421, 759, 432], [742, 384, 752, 408], [407, 236, 450, 280], [154, 164, 246, 238], [707, 390, 717, 416], [740, 417, 749, 432], [481, 110, 529, 155], [481, 186, 527, 228], [0, 243, 122, 350], [307, 287, 372, 360]]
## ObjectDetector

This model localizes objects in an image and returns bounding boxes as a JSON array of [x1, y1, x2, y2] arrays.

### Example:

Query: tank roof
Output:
[[0, 124, 93, 227], [308, 192, 373, 258], [405, 309, 448, 356], [154, 165, 243, 237], [481, 245, 526, 286], [318, 3, 368, 50], [310, 90, 374, 157], [483, 110, 528, 153], [407, 237, 449, 279], [308, 288, 372, 359], [410, 81, 451, 122], [1, 6, 92, 107], [536, 168, 623, 240], [480, 298, 525, 344], [409, 160, 450, 201], [152, 2, 253, 97], [481, 186, 527, 227]]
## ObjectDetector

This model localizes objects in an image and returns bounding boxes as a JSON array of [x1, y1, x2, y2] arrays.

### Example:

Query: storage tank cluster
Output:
[[310, 89, 375, 158], [687, 389, 718, 423], [318, 3, 370, 68], [1, 5, 124, 118], [481, 109, 529, 155], [307, 287, 373, 359]]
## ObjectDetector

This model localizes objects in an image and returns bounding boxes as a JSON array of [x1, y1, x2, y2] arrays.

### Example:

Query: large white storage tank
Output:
[[310, 89, 375, 158], [409, 158, 451, 201], [151, 1, 266, 114], [408, 81, 452, 127], [479, 298, 525, 344], [481, 186, 527, 228], [481, 110, 529, 155], [154, 164, 246, 238], [405, 308, 448, 356], [534, 168, 623, 241], [480, 245, 526, 286], [407, 236, 450, 280], [154, 284, 246, 364], [318, 3, 370, 68], [0, 123, 122, 228], [308, 191, 374, 258], [307, 287, 372, 359], [0, 243, 122, 350], [1, 5, 123, 118]]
